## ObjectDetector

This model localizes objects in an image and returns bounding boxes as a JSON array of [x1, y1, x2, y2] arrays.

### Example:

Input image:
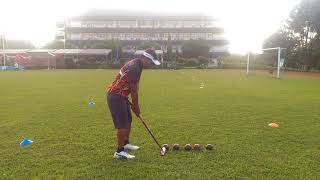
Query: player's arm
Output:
[[129, 82, 140, 117]]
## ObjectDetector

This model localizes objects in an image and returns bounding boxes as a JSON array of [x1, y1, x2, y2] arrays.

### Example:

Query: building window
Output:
[[70, 21, 81, 28], [118, 21, 136, 28], [97, 33, 106, 40], [138, 20, 153, 28], [70, 33, 81, 40], [81, 23, 94, 28]]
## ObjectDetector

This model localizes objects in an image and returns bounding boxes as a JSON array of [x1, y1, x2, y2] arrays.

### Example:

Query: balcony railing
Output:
[[65, 27, 224, 33]]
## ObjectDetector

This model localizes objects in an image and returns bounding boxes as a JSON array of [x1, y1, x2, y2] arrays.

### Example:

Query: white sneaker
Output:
[[124, 144, 140, 151], [113, 151, 135, 159]]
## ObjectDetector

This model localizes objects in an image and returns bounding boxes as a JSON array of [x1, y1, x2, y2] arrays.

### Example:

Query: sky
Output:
[[0, 0, 300, 54]]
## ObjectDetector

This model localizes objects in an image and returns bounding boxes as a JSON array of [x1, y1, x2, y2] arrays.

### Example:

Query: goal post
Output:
[[246, 47, 286, 78]]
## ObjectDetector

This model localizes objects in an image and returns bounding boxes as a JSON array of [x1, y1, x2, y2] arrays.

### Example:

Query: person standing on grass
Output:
[[107, 49, 160, 159]]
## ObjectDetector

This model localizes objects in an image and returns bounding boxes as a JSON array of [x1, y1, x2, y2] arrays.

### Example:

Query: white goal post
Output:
[[247, 47, 286, 78]]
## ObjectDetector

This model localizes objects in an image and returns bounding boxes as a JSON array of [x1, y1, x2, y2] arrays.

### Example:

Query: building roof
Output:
[[51, 49, 83, 55], [134, 50, 163, 55], [27, 49, 56, 54], [66, 27, 224, 33], [72, 9, 215, 21], [51, 49, 112, 56], [0, 49, 30, 55], [80, 49, 112, 55]]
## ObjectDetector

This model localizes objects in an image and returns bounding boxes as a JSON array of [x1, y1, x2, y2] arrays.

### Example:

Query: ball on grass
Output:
[[205, 144, 213, 150], [160, 147, 166, 156], [184, 144, 192, 151], [173, 144, 180, 151], [162, 144, 169, 151], [193, 144, 201, 151]]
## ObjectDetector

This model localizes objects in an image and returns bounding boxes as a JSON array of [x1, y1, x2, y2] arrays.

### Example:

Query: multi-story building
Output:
[[56, 10, 228, 56]]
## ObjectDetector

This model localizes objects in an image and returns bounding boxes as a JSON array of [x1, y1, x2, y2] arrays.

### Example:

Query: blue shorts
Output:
[[107, 93, 132, 129]]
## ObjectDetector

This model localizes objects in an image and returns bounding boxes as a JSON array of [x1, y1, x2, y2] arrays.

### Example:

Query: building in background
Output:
[[56, 10, 228, 57]]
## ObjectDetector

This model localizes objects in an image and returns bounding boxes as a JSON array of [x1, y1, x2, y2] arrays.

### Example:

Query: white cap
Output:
[[142, 51, 161, 65]]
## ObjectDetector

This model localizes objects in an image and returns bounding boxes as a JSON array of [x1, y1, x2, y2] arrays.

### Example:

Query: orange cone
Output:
[[268, 122, 279, 128]]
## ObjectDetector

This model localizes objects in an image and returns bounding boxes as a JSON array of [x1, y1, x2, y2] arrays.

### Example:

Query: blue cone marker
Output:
[[20, 138, 33, 146]]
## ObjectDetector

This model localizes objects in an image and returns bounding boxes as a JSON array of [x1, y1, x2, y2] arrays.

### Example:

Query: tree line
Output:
[[264, 0, 320, 71]]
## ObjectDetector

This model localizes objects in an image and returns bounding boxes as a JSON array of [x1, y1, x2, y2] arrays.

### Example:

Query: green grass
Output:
[[0, 69, 319, 179]]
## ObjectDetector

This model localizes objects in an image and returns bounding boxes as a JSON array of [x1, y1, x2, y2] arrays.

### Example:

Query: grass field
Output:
[[0, 69, 319, 179]]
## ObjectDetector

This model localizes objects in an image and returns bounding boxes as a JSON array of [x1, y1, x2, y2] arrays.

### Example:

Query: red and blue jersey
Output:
[[107, 59, 143, 97]]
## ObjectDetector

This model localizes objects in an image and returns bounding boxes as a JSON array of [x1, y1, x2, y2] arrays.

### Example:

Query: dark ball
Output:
[[173, 144, 180, 151], [205, 144, 213, 150], [184, 144, 192, 151], [193, 144, 201, 151], [162, 144, 169, 151]]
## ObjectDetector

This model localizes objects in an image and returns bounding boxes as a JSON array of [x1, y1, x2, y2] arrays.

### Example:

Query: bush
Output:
[[185, 58, 198, 67], [177, 57, 187, 64], [198, 56, 210, 67]]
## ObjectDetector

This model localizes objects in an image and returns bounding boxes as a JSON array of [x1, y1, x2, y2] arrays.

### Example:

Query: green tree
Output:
[[310, 35, 320, 69], [263, 0, 320, 70], [263, 27, 299, 68], [287, 0, 320, 70]]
